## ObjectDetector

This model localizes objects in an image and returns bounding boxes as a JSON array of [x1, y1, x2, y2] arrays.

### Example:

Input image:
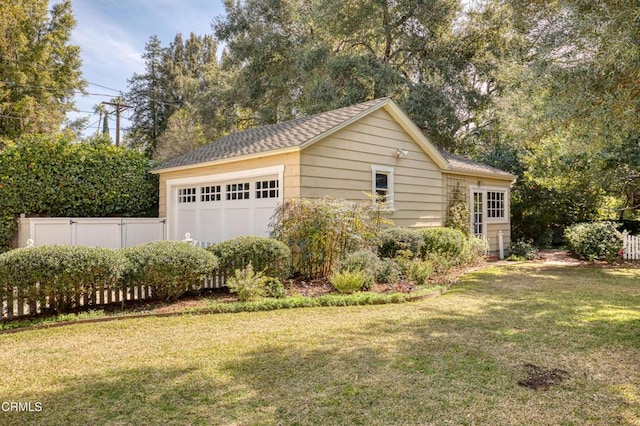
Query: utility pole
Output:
[[101, 101, 132, 146]]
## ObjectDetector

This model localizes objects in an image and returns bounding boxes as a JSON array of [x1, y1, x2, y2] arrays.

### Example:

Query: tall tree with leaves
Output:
[[0, 0, 85, 139], [125, 33, 222, 157]]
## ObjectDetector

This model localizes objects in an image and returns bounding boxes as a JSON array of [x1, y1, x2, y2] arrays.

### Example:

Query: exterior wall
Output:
[[299, 107, 444, 228], [443, 172, 513, 253], [156, 152, 300, 217]]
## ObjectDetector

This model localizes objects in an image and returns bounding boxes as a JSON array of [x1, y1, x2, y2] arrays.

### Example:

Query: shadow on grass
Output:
[[5, 264, 639, 425]]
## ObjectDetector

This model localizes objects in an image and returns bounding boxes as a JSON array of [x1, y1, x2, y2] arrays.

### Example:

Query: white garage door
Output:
[[173, 174, 281, 245]]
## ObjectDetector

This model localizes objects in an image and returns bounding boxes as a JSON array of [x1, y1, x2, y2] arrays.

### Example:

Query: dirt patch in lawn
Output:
[[518, 363, 570, 390]]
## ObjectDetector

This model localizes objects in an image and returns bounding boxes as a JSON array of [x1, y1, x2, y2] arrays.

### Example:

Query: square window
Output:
[[256, 179, 279, 199]]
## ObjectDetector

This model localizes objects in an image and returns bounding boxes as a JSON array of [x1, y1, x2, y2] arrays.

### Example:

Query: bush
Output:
[[378, 227, 423, 259], [270, 198, 384, 277], [226, 264, 268, 302], [0, 245, 125, 313], [418, 227, 466, 261], [564, 222, 622, 261], [461, 236, 490, 265], [329, 270, 368, 294], [406, 259, 434, 285], [508, 240, 539, 260], [123, 241, 218, 300], [208, 236, 291, 281], [375, 258, 401, 284], [337, 250, 379, 290], [0, 133, 158, 250], [265, 277, 286, 298]]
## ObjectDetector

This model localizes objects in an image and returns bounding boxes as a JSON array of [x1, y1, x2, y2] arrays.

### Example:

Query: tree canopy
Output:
[[0, 0, 85, 140]]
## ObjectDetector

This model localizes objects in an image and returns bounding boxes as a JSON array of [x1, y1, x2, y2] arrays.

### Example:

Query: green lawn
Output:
[[1, 263, 639, 425]]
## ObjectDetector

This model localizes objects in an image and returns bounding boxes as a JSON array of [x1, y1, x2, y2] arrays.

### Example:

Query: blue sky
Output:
[[66, 0, 226, 136]]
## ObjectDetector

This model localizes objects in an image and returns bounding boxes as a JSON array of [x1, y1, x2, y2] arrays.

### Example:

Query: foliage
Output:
[[226, 264, 268, 302], [0, 245, 125, 313], [123, 241, 218, 300], [445, 183, 471, 236], [378, 227, 423, 259], [264, 277, 286, 299], [418, 227, 467, 261], [270, 198, 381, 278], [337, 250, 379, 290], [564, 222, 623, 262], [461, 236, 490, 266], [508, 240, 539, 261], [0, 134, 158, 250], [329, 270, 368, 294], [0, 0, 85, 138], [208, 236, 291, 281], [124, 33, 231, 156], [213, 0, 494, 151], [376, 258, 402, 285], [406, 260, 434, 286]]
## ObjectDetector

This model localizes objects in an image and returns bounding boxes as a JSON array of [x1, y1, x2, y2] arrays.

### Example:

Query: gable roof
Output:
[[151, 98, 515, 182], [440, 151, 516, 180], [153, 98, 391, 172]]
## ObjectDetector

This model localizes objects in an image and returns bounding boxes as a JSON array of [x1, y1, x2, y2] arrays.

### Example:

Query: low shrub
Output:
[[265, 277, 286, 298], [418, 227, 466, 262], [226, 264, 268, 302], [564, 222, 622, 261], [406, 259, 434, 285], [329, 270, 368, 294], [508, 240, 539, 261], [376, 258, 401, 284], [337, 250, 379, 290], [461, 236, 490, 265], [208, 236, 291, 281], [378, 227, 423, 259], [123, 241, 218, 300], [0, 245, 125, 313]]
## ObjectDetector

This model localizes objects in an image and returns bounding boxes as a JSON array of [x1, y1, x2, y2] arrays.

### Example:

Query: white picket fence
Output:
[[622, 233, 640, 260]]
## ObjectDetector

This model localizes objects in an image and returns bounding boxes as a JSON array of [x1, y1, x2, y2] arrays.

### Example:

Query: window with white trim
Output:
[[226, 182, 250, 200], [486, 191, 505, 219], [256, 179, 279, 199], [371, 165, 394, 208], [201, 185, 221, 202], [177, 187, 196, 203]]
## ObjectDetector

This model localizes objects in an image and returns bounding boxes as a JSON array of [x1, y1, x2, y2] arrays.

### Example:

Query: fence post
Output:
[[498, 230, 504, 260]]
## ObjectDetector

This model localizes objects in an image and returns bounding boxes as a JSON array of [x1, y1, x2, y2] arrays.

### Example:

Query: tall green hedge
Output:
[[0, 134, 158, 250]]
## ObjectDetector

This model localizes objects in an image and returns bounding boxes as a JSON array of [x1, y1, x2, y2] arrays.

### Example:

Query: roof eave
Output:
[[444, 167, 518, 183], [150, 146, 300, 174]]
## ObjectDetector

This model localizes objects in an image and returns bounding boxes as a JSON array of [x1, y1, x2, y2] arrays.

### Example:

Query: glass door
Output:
[[472, 190, 484, 236]]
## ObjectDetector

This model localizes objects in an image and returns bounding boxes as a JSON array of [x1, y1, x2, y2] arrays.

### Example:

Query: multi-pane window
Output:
[[473, 191, 484, 235], [226, 182, 250, 200], [201, 185, 221, 202], [177, 187, 196, 203], [256, 180, 279, 199], [487, 191, 505, 219]]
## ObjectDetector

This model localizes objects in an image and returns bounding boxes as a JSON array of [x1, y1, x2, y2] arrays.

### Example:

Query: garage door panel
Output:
[[199, 208, 222, 243], [175, 209, 197, 240], [173, 173, 281, 243]]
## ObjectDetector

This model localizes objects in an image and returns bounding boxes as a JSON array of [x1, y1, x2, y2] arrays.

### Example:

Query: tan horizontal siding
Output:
[[301, 107, 444, 227]]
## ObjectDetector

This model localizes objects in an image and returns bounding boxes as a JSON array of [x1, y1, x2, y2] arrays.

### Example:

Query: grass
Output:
[[0, 263, 638, 425]]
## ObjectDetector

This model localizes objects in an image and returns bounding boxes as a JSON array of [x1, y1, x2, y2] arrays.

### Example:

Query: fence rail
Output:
[[1, 273, 227, 321], [623, 233, 640, 260]]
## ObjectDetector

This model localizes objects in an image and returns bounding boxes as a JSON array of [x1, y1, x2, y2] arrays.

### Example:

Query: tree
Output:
[[0, 0, 85, 138], [125, 33, 222, 157], [153, 107, 206, 161], [213, 0, 493, 151]]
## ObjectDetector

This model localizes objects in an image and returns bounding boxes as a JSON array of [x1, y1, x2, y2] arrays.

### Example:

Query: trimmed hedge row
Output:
[[207, 236, 291, 280], [564, 222, 622, 261], [0, 241, 218, 313]]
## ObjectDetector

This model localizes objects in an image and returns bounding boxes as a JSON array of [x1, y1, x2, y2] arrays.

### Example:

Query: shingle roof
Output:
[[440, 150, 515, 179], [153, 98, 390, 171]]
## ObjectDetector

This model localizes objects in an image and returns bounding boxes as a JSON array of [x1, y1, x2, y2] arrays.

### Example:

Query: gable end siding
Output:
[[300, 108, 444, 228]]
